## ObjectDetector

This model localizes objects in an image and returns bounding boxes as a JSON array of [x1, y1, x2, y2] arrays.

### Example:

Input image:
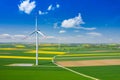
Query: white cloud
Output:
[[47, 4, 53, 11], [13, 35, 26, 39], [39, 10, 48, 15], [0, 34, 12, 39], [61, 13, 85, 28], [59, 30, 66, 34], [18, 0, 36, 14], [77, 27, 96, 30], [61, 13, 96, 31], [47, 4, 60, 11], [0, 34, 26, 39], [87, 32, 102, 37], [56, 4, 60, 8]]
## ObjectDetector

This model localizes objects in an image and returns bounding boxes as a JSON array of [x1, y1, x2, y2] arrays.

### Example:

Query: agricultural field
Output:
[[0, 43, 120, 80]]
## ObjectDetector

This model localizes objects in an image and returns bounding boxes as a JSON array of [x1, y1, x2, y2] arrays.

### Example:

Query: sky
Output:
[[0, 0, 120, 43]]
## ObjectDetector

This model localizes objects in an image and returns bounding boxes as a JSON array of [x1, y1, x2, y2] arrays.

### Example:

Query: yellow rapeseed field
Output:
[[26, 50, 66, 55], [0, 48, 17, 50], [40, 44, 58, 46], [15, 45, 25, 48], [40, 48, 57, 50], [0, 56, 53, 60]]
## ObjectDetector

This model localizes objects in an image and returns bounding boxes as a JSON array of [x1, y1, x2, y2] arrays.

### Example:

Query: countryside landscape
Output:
[[0, 0, 120, 80], [0, 43, 120, 80]]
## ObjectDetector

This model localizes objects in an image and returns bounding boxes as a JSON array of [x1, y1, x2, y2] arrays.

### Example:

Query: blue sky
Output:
[[0, 0, 120, 43]]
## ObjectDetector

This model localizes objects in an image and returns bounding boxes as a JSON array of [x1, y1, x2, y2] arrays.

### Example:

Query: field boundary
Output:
[[56, 56, 120, 60], [52, 56, 100, 80]]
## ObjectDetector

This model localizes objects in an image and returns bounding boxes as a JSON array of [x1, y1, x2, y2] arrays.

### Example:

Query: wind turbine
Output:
[[26, 16, 46, 65]]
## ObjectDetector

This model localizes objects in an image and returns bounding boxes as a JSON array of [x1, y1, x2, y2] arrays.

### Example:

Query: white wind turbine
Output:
[[26, 16, 46, 65]]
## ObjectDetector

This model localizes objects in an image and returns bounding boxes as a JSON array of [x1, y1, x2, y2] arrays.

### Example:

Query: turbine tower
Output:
[[35, 16, 46, 65], [35, 16, 39, 65], [26, 16, 46, 65]]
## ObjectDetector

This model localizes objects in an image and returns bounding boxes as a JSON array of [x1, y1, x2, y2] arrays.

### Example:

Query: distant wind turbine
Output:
[[25, 16, 46, 65]]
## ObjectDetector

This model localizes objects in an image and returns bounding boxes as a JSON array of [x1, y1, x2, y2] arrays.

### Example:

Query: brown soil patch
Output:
[[56, 59, 120, 67]]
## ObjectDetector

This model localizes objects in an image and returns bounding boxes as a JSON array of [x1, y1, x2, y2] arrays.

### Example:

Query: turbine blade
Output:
[[37, 31, 46, 38], [24, 31, 36, 39]]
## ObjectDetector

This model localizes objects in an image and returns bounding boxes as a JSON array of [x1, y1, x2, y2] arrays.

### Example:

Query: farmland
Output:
[[0, 43, 120, 80]]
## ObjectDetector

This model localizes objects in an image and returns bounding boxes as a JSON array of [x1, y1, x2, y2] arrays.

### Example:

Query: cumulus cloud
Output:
[[39, 10, 48, 15], [47, 4, 60, 11], [87, 32, 102, 37], [18, 0, 36, 14], [59, 30, 66, 34], [61, 13, 96, 31], [61, 13, 85, 28]]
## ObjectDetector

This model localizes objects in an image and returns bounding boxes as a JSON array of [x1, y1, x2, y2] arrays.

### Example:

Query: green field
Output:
[[0, 66, 89, 80], [0, 43, 120, 80], [69, 65, 120, 80]]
